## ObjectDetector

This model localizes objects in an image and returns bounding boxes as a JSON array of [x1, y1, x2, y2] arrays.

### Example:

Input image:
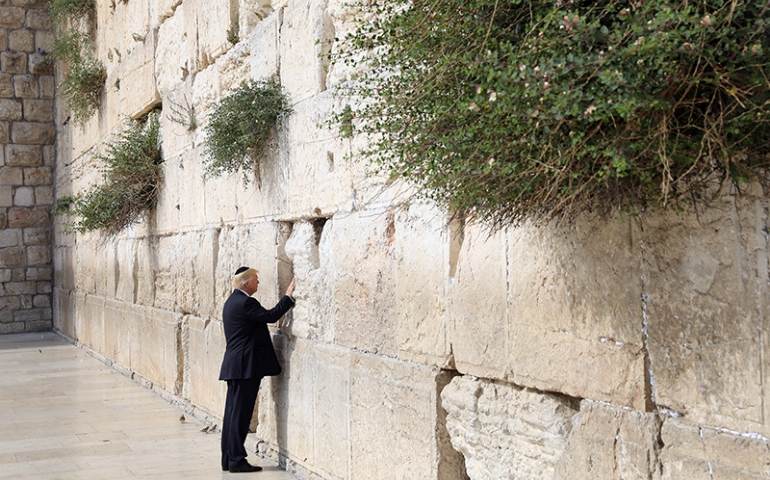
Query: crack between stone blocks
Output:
[[638, 223, 658, 412]]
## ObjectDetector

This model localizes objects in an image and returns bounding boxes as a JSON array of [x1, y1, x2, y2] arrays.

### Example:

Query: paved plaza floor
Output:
[[0, 332, 297, 480]]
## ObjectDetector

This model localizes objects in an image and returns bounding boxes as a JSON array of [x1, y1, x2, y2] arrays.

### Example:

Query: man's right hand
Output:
[[286, 278, 296, 298]]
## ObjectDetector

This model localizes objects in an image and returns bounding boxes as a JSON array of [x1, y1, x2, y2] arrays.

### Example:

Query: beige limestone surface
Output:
[[0, 332, 297, 479]]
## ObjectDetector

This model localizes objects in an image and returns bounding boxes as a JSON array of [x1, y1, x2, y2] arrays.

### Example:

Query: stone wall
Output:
[[51, 0, 770, 479], [0, 0, 54, 334]]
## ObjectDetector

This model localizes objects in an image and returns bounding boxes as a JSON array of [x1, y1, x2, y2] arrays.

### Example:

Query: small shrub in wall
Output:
[[55, 113, 163, 236], [203, 79, 293, 184], [48, 1, 105, 126]]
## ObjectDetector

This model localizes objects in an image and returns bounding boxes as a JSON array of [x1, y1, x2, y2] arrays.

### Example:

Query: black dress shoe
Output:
[[229, 462, 263, 473]]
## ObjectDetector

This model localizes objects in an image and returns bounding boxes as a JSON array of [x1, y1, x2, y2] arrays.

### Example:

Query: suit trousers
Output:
[[221, 377, 262, 470]]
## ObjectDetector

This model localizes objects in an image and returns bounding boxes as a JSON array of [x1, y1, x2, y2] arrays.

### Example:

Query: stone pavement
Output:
[[0, 332, 297, 480]]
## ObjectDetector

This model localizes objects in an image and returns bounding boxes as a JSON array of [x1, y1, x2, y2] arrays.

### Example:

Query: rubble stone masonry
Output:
[[0, 0, 53, 334]]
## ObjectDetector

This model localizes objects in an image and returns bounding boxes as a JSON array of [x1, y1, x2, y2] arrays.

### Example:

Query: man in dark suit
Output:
[[219, 266, 296, 473]]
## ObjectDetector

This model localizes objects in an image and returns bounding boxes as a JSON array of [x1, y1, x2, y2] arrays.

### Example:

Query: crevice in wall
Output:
[[175, 316, 184, 396], [448, 213, 465, 280], [326, 151, 334, 172], [318, 6, 335, 92], [638, 216, 658, 413], [436, 369, 470, 480]]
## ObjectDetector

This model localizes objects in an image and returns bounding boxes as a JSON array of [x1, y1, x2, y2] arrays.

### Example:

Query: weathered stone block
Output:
[[442, 375, 578, 480], [5, 281, 36, 294], [26, 266, 51, 280], [25, 318, 52, 331], [554, 400, 662, 480], [11, 267, 23, 280], [22, 98, 52, 121], [0, 98, 22, 120], [0, 166, 22, 184], [0, 245, 23, 267], [660, 417, 770, 479], [0, 269, 10, 282], [78, 294, 106, 355], [12, 185, 33, 205], [0, 321, 24, 333], [8, 207, 48, 226], [33, 185, 51, 204], [248, 10, 279, 80], [0, 7, 24, 29], [23, 166, 51, 184], [22, 226, 50, 244], [175, 229, 218, 319], [0, 295, 20, 310], [26, 8, 51, 30], [506, 218, 648, 409], [0, 185, 11, 206], [0, 121, 8, 142], [12, 123, 54, 144], [0, 73, 12, 97], [8, 28, 33, 52], [394, 203, 452, 366], [317, 211, 397, 355], [6, 144, 41, 165], [449, 224, 508, 379], [26, 245, 50, 265], [32, 294, 48, 307], [11, 0, 48, 7], [0, 51, 26, 73], [38, 74, 53, 98], [155, 7, 187, 97], [239, 0, 271, 39], [0, 228, 21, 246], [280, 0, 331, 102], [12, 74, 37, 97], [184, 315, 227, 413], [0, 29, 6, 52], [36, 280, 50, 293], [644, 192, 770, 433], [349, 351, 456, 480], [53, 287, 76, 337]]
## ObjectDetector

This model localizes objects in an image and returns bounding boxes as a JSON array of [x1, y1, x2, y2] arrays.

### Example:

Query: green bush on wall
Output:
[[333, 0, 770, 227], [203, 79, 293, 185], [55, 113, 163, 235], [48, 0, 105, 126]]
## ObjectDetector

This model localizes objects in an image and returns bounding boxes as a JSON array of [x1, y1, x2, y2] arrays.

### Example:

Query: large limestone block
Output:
[[508, 218, 648, 409], [285, 93, 355, 217], [97, 0, 150, 63], [159, 81, 196, 160], [133, 237, 156, 306], [156, 0, 182, 23], [153, 154, 181, 234], [183, 0, 233, 73], [110, 29, 161, 120], [204, 171, 240, 227], [311, 342, 350, 479], [215, 35, 251, 94], [349, 352, 459, 480], [442, 375, 577, 480], [103, 298, 133, 369], [178, 149, 208, 230], [395, 202, 452, 366], [326, 0, 366, 88], [183, 315, 227, 415], [449, 224, 508, 379], [259, 336, 316, 466], [660, 417, 770, 479], [153, 235, 177, 311], [78, 294, 106, 355], [155, 7, 189, 97], [175, 229, 218, 319], [248, 8, 279, 80], [140, 306, 181, 391], [316, 210, 397, 355], [53, 245, 76, 291], [643, 189, 770, 433], [280, 0, 333, 102], [554, 400, 662, 480], [113, 238, 136, 302], [53, 287, 76, 337]]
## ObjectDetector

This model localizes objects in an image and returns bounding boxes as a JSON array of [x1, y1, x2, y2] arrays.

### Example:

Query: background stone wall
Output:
[[0, 0, 54, 334], [51, 0, 770, 479]]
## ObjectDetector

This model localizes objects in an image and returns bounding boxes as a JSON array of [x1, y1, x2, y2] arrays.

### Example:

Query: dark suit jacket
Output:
[[218, 290, 295, 381]]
